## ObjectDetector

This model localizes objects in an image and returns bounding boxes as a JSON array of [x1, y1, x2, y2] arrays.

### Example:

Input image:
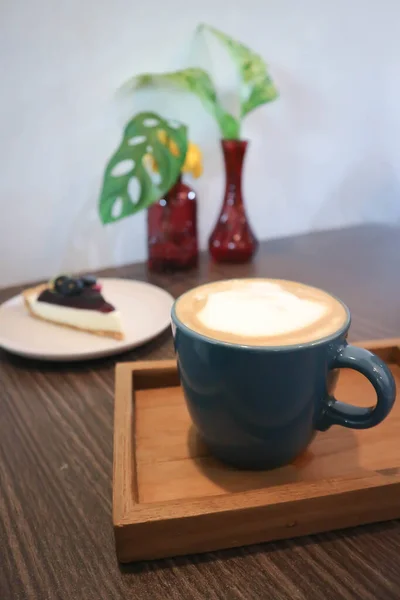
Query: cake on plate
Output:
[[23, 275, 124, 340]]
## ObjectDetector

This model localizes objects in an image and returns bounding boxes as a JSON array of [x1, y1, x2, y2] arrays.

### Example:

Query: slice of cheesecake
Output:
[[23, 275, 124, 340]]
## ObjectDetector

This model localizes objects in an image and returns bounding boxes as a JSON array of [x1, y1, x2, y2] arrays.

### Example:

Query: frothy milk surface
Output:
[[175, 279, 348, 346]]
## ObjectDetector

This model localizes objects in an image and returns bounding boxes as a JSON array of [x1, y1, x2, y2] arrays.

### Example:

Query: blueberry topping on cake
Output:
[[54, 275, 69, 292]]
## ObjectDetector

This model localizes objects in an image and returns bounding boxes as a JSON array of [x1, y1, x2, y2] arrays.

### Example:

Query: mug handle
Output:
[[317, 344, 396, 431]]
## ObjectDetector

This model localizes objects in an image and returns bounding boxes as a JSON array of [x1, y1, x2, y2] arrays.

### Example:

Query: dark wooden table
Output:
[[1, 224, 400, 600]]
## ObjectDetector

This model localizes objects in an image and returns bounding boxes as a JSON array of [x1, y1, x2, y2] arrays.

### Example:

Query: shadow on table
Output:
[[0, 327, 173, 373]]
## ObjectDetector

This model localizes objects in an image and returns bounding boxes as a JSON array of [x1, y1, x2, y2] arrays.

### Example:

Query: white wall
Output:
[[1, 0, 399, 287]]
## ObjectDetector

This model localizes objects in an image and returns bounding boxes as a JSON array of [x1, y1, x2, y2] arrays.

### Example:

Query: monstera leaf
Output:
[[129, 69, 240, 139], [200, 24, 279, 118], [99, 112, 187, 224]]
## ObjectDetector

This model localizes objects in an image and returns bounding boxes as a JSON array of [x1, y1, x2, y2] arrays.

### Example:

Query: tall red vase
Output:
[[147, 176, 198, 272], [209, 140, 258, 263]]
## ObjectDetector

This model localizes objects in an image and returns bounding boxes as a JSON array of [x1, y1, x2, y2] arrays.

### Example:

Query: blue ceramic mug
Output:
[[171, 279, 396, 470]]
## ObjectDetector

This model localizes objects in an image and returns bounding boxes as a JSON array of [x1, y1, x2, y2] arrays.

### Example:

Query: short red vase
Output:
[[209, 139, 258, 263], [147, 176, 198, 272]]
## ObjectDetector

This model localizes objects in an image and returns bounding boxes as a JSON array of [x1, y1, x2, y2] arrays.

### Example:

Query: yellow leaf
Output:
[[192, 161, 203, 178], [182, 142, 203, 178]]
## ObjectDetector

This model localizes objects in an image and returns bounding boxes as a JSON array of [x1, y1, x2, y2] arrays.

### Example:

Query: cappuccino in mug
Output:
[[175, 278, 348, 346], [172, 278, 395, 469]]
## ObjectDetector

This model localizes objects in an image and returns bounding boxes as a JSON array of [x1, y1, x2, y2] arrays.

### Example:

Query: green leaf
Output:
[[99, 112, 187, 225], [128, 68, 240, 139], [200, 24, 279, 118]]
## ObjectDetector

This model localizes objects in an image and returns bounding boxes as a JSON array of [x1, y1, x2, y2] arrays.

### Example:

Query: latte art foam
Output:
[[175, 279, 348, 347], [197, 282, 328, 338]]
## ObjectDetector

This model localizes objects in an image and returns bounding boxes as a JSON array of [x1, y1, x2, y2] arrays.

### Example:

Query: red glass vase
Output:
[[147, 176, 198, 272], [209, 139, 258, 263]]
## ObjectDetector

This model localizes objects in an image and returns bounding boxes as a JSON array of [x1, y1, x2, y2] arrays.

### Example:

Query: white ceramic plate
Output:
[[0, 278, 174, 361]]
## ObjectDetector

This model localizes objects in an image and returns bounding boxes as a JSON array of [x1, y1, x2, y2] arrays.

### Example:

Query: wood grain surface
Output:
[[1, 224, 400, 599]]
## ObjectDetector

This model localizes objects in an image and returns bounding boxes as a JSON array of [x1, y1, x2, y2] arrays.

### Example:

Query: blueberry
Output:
[[54, 275, 69, 293], [59, 277, 84, 296], [81, 274, 97, 287]]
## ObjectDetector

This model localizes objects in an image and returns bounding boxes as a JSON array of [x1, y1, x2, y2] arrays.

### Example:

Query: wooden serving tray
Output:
[[113, 339, 400, 563]]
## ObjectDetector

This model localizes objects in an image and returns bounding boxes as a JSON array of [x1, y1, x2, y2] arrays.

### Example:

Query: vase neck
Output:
[[221, 139, 248, 207], [170, 174, 182, 192], [163, 175, 183, 203]]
